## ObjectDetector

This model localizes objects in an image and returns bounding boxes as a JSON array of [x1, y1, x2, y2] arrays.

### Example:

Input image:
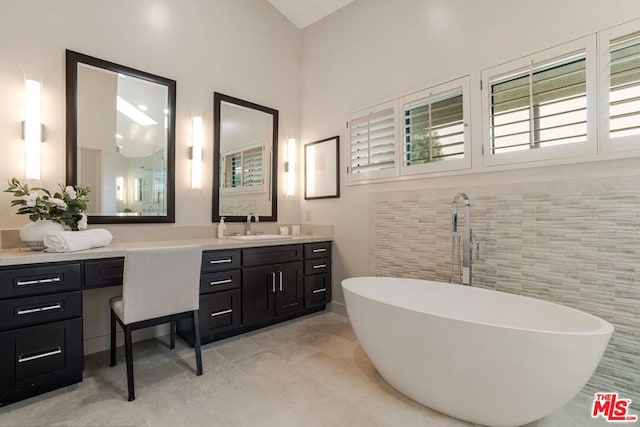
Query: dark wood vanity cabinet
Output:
[[242, 261, 304, 325], [181, 241, 331, 345], [303, 242, 332, 308], [0, 262, 84, 407], [242, 245, 304, 326], [178, 249, 243, 346]]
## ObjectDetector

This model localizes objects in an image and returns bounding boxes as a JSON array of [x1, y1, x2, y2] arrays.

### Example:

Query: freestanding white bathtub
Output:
[[342, 277, 613, 427]]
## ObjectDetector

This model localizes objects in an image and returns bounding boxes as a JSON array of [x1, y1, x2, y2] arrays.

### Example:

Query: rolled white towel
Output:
[[43, 229, 113, 253]]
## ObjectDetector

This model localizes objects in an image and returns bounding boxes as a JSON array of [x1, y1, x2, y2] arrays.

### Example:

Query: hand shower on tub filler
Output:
[[449, 192, 472, 286]]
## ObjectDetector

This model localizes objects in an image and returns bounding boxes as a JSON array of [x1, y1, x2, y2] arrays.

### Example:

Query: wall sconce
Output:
[[190, 116, 203, 189], [23, 79, 43, 180], [285, 137, 296, 196], [116, 176, 124, 201]]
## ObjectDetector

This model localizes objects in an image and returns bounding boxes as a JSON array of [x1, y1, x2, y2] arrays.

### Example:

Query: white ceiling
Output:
[[268, 0, 355, 29]]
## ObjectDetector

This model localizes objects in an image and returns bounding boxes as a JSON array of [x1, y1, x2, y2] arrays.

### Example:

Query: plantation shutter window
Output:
[[404, 90, 464, 164], [489, 51, 587, 154], [348, 101, 398, 181], [609, 31, 640, 140], [221, 145, 266, 193], [399, 77, 470, 175]]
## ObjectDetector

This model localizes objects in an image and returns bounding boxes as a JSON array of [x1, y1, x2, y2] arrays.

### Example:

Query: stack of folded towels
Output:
[[43, 229, 113, 253]]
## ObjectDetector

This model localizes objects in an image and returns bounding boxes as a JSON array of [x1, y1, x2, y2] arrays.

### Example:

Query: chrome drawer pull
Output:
[[17, 303, 62, 315], [209, 279, 233, 286], [312, 264, 327, 269], [271, 273, 276, 293], [312, 248, 327, 253], [16, 277, 61, 286], [312, 288, 327, 294], [209, 259, 232, 264], [210, 309, 232, 317], [18, 347, 62, 363], [279, 271, 283, 292]]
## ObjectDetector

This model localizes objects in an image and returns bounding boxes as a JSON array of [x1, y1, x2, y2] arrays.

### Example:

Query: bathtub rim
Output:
[[342, 276, 614, 337]]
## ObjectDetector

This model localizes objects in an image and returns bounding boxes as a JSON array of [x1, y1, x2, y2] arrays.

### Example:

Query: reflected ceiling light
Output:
[[138, 104, 148, 111], [116, 96, 157, 126], [115, 134, 123, 139]]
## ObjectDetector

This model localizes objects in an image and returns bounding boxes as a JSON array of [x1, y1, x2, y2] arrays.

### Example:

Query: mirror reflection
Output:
[[66, 50, 176, 223], [213, 93, 278, 222]]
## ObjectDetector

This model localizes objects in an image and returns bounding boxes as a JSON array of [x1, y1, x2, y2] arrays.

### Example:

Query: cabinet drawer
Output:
[[304, 258, 330, 275], [0, 263, 81, 300], [243, 244, 303, 267], [304, 242, 331, 259], [0, 318, 83, 406], [84, 258, 124, 289], [0, 291, 82, 332], [304, 274, 331, 309], [201, 250, 241, 273], [200, 270, 241, 294], [199, 290, 241, 337]]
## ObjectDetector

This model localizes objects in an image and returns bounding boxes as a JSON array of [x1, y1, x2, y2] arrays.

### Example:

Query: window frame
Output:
[[481, 36, 598, 167], [599, 18, 640, 154], [399, 77, 471, 176]]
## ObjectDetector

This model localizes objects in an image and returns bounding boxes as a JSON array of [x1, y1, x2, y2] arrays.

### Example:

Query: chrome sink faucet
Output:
[[245, 213, 259, 235]]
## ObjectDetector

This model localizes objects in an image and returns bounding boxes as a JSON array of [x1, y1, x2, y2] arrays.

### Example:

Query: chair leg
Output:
[[124, 325, 135, 401], [170, 321, 176, 350], [110, 309, 116, 367], [193, 310, 203, 376]]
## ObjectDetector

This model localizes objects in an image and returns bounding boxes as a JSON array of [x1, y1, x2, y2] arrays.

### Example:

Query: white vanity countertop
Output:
[[0, 235, 333, 266]]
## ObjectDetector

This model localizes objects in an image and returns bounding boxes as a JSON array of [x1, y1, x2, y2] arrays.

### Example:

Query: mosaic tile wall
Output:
[[371, 189, 640, 407]]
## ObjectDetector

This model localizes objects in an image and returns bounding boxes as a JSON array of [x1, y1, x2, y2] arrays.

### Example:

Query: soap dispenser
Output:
[[217, 217, 227, 238]]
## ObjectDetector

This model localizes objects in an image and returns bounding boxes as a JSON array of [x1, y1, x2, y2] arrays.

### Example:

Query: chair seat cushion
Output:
[[110, 296, 125, 322]]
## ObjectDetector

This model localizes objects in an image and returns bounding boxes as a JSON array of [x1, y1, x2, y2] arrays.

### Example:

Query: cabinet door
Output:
[[275, 261, 304, 317], [242, 265, 276, 326]]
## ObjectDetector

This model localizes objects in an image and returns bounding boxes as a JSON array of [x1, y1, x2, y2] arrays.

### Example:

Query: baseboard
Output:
[[328, 301, 348, 317]]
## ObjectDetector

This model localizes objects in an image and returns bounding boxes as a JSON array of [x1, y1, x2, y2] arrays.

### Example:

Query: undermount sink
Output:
[[227, 234, 292, 240]]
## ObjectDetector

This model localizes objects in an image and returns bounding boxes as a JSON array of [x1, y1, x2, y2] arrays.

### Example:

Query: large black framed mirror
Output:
[[66, 50, 176, 224], [213, 92, 278, 222]]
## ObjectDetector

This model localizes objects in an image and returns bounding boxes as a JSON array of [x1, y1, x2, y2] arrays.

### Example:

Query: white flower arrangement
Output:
[[4, 178, 91, 231]]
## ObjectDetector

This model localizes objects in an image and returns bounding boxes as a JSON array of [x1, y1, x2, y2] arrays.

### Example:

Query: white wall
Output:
[[299, 0, 640, 308], [0, 0, 303, 229]]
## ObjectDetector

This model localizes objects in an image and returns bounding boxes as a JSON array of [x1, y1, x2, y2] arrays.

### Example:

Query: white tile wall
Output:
[[370, 179, 640, 408]]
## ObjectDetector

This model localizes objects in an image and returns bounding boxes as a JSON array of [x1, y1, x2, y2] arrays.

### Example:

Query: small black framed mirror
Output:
[[66, 50, 176, 224], [213, 92, 278, 222]]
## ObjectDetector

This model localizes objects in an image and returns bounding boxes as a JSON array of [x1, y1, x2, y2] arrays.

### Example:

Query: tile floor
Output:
[[0, 312, 612, 426]]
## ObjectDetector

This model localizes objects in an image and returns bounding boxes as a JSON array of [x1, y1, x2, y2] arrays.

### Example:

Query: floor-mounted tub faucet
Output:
[[449, 193, 472, 285]]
